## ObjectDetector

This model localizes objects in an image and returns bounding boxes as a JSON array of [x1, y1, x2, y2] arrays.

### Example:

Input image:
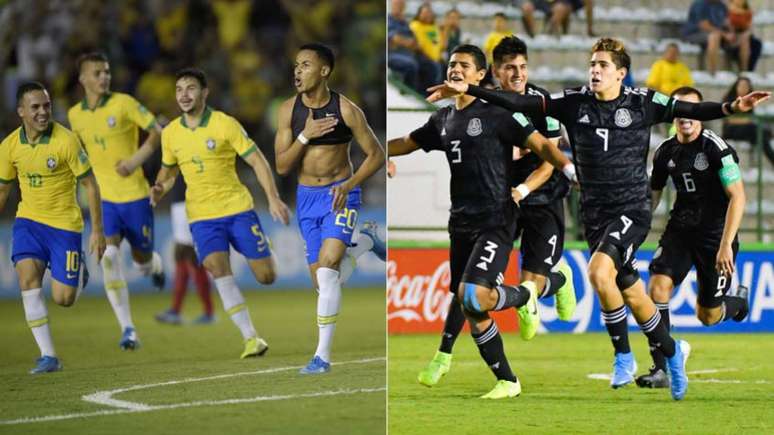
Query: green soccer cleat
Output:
[[554, 259, 577, 321], [240, 336, 269, 359], [480, 379, 522, 399], [517, 281, 540, 340], [417, 351, 452, 387]]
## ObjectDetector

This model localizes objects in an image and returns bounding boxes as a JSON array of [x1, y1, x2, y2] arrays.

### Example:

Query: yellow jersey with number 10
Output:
[[68, 92, 156, 203], [0, 123, 92, 232], [161, 107, 257, 223]]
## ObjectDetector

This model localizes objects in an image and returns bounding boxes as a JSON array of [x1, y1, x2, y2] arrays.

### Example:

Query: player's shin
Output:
[[493, 283, 532, 310], [439, 295, 465, 353], [471, 320, 517, 382], [315, 267, 341, 362], [213, 275, 257, 339], [22, 288, 56, 357], [101, 245, 135, 331], [650, 302, 670, 370], [601, 305, 631, 354]]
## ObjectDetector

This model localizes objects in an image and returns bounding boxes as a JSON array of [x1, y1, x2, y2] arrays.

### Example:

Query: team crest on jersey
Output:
[[466, 118, 482, 137], [107, 116, 116, 128], [206, 138, 216, 151], [694, 152, 709, 171], [46, 156, 57, 170], [614, 108, 632, 127]]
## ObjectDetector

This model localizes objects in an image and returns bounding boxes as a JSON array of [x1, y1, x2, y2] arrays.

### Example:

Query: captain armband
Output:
[[718, 155, 741, 186]]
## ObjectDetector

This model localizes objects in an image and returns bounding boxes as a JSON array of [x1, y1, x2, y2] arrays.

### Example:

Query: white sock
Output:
[[22, 288, 56, 357], [135, 251, 163, 276], [214, 275, 256, 340], [101, 245, 134, 330], [315, 267, 341, 362]]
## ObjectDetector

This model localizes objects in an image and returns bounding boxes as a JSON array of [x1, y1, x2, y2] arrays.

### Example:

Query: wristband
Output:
[[562, 163, 577, 182], [297, 133, 309, 145], [515, 183, 531, 199]]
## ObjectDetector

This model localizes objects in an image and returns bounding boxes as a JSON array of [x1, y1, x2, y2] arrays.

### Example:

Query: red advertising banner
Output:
[[387, 248, 521, 334]]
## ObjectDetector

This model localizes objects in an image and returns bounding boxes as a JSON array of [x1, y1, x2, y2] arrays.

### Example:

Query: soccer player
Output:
[[0, 82, 106, 373], [275, 43, 386, 374], [68, 52, 165, 350], [389, 45, 574, 399], [636, 86, 748, 388], [151, 68, 290, 358], [427, 37, 769, 400], [416, 36, 577, 388]]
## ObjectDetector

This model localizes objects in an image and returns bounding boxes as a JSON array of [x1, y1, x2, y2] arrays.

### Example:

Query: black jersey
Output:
[[290, 91, 353, 145], [410, 98, 535, 232], [651, 128, 739, 231], [510, 83, 567, 205]]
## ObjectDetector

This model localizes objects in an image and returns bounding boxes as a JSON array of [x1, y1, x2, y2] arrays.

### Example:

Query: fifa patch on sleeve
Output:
[[719, 155, 740, 186], [546, 116, 559, 131], [652, 92, 669, 106], [512, 112, 529, 127]]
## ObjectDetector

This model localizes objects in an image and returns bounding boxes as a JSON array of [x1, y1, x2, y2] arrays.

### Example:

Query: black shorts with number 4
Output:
[[449, 222, 516, 294], [585, 210, 651, 279], [649, 225, 738, 308], [515, 199, 565, 276]]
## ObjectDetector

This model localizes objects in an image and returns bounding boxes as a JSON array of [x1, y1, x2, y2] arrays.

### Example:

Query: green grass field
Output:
[[389, 332, 774, 435], [0, 288, 385, 435]]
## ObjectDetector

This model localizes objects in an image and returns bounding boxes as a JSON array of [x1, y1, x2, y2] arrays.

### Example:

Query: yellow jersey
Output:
[[0, 123, 92, 232], [161, 107, 257, 223], [68, 92, 157, 203]]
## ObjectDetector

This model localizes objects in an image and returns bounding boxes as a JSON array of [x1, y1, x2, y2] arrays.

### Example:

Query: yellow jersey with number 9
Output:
[[68, 92, 156, 203], [161, 107, 257, 223], [0, 123, 92, 232]]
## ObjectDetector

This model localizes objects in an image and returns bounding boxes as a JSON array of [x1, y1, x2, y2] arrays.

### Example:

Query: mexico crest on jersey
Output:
[[466, 118, 482, 136], [46, 156, 57, 170], [206, 138, 216, 151], [107, 116, 116, 128], [694, 152, 709, 171], [614, 108, 632, 127]]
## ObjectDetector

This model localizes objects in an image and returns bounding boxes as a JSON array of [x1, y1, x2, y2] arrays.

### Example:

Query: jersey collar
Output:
[[20, 124, 53, 146], [80, 93, 112, 111], [180, 106, 212, 130]]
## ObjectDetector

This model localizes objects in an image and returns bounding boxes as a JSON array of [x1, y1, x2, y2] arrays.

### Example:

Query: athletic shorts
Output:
[[449, 222, 516, 293], [12, 218, 83, 287], [189, 210, 271, 263], [103, 197, 154, 253], [171, 201, 193, 246], [585, 210, 651, 280], [514, 199, 565, 276], [649, 225, 738, 308], [297, 179, 362, 264]]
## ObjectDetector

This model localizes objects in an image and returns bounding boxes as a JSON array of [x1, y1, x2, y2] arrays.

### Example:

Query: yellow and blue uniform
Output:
[[0, 123, 92, 286], [68, 92, 157, 252], [161, 107, 270, 262]]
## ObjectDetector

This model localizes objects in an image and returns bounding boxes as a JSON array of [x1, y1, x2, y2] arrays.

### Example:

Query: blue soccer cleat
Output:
[[610, 352, 637, 389], [30, 356, 62, 374], [667, 339, 690, 401], [119, 327, 140, 350], [360, 220, 386, 261], [300, 355, 331, 374], [155, 309, 182, 325], [193, 313, 215, 325]]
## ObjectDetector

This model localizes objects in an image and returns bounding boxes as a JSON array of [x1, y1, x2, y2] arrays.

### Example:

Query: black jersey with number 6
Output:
[[410, 98, 536, 232]]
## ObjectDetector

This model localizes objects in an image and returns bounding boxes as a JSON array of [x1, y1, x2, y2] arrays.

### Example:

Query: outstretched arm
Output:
[[672, 91, 770, 121], [243, 149, 291, 225], [387, 135, 420, 157], [426, 81, 545, 117], [79, 172, 106, 261]]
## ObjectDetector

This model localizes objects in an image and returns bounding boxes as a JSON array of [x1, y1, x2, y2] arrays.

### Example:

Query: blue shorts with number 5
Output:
[[103, 197, 154, 253], [297, 179, 362, 264], [189, 210, 271, 263], [11, 218, 83, 287]]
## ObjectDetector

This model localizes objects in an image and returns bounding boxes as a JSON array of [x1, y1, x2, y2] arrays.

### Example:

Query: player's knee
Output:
[[615, 269, 639, 291], [100, 245, 120, 268], [52, 290, 76, 307], [256, 267, 276, 285], [649, 281, 672, 303], [459, 282, 492, 313], [697, 307, 721, 326], [588, 266, 613, 291], [317, 255, 341, 270]]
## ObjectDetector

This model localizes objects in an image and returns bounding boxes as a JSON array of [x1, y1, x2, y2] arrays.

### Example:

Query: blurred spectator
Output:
[[439, 8, 461, 62], [645, 42, 694, 96], [410, 2, 443, 64], [211, 0, 253, 51], [388, 0, 440, 93], [520, 0, 594, 38], [722, 76, 773, 166], [483, 13, 512, 65]]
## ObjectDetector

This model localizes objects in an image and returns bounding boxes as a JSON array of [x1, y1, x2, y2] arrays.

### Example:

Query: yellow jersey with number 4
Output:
[[0, 123, 92, 232], [68, 92, 156, 203], [161, 107, 257, 223]]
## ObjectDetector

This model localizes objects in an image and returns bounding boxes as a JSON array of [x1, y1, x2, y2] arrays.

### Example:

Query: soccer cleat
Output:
[[119, 327, 140, 350], [360, 220, 386, 261], [300, 355, 331, 374], [29, 356, 62, 374], [635, 367, 669, 389], [517, 281, 540, 340], [151, 270, 166, 292], [193, 313, 215, 325], [610, 352, 637, 388], [480, 379, 522, 399], [417, 351, 452, 387], [730, 285, 750, 322], [155, 309, 182, 325], [554, 260, 576, 321], [240, 336, 269, 359], [667, 339, 689, 400]]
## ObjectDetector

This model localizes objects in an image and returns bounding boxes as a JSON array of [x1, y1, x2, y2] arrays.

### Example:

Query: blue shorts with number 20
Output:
[[189, 210, 271, 263], [11, 218, 83, 287], [297, 179, 361, 264]]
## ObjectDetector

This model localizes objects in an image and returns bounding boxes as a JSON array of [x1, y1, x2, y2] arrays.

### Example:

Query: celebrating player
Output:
[[68, 52, 165, 350], [390, 45, 574, 399], [0, 82, 106, 373], [151, 68, 290, 359], [636, 86, 749, 388]]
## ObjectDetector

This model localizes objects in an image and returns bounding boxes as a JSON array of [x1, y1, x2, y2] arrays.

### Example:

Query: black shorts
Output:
[[449, 223, 516, 294], [649, 225, 738, 308], [585, 210, 651, 283], [514, 199, 565, 276]]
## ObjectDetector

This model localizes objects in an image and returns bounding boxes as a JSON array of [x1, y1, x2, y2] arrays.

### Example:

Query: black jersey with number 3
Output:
[[651, 128, 739, 231], [410, 98, 535, 231]]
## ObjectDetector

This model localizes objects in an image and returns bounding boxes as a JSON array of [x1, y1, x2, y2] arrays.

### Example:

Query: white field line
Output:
[[587, 367, 771, 384], [1, 357, 385, 426]]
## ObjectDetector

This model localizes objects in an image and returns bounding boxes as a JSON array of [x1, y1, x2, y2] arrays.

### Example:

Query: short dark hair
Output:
[[76, 51, 109, 73], [494, 12, 507, 19], [591, 38, 631, 72], [299, 43, 335, 72], [671, 86, 703, 101], [16, 81, 47, 107], [175, 68, 208, 89], [493, 35, 528, 65], [450, 44, 487, 71]]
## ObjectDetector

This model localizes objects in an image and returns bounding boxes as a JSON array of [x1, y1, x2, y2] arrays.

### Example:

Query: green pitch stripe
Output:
[[388, 240, 774, 251]]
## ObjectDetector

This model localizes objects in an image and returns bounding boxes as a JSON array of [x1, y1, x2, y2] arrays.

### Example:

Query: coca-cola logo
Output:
[[387, 260, 453, 323]]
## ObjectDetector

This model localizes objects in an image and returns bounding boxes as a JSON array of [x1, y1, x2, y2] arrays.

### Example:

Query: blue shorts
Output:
[[103, 197, 154, 253], [12, 218, 83, 287], [297, 179, 362, 264], [189, 210, 271, 263]]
